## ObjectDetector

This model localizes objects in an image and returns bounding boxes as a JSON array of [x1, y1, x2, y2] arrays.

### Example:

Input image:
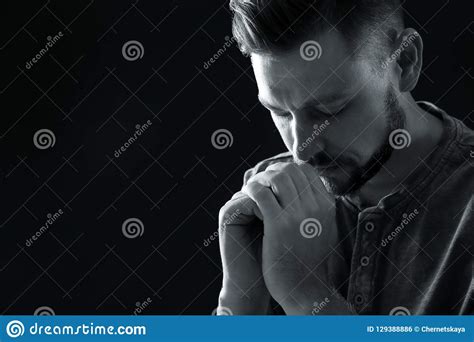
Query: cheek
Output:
[[273, 119, 294, 151], [325, 68, 390, 156], [326, 108, 388, 159]]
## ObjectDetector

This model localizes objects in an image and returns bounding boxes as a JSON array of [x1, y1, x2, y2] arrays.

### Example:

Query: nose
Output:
[[292, 116, 325, 162]]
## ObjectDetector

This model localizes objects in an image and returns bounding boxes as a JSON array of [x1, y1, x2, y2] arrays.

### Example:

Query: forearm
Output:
[[276, 276, 357, 315], [218, 287, 272, 315]]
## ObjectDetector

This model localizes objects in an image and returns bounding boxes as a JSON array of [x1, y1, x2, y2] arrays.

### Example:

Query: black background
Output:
[[0, 0, 472, 314]]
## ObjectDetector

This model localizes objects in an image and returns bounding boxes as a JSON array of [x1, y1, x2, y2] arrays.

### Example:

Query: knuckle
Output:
[[218, 202, 234, 224], [219, 193, 251, 224], [282, 162, 297, 174], [265, 161, 287, 171], [245, 175, 257, 185], [283, 162, 296, 169], [269, 172, 286, 185]]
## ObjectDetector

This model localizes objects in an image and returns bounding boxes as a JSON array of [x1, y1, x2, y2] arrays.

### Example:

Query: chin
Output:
[[320, 169, 362, 196], [320, 176, 347, 196]]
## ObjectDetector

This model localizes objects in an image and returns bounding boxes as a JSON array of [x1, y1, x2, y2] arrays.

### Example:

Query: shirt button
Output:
[[354, 294, 364, 305], [360, 256, 370, 266], [365, 221, 374, 232]]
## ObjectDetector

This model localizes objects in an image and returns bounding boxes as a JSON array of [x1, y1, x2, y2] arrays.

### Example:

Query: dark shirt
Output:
[[242, 102, 473, 314]]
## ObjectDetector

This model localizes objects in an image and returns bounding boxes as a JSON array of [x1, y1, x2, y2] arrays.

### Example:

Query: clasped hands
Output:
[[217, 162, 354, 315]]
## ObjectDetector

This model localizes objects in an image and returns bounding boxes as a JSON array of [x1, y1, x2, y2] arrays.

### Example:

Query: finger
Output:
[[227, 191, 264, 221], [243, 181, 281, 219], [231, 191, 247, 200], [247, 170, 298, 207], [264, 161, 291, 172], [279, 163, 315, 203], [299, 163, 334, 203], [299, 163, 326, 194], [265, 163, 318, 213]]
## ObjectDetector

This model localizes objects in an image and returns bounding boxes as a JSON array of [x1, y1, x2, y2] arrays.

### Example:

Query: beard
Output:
[[304, 85, 406, 196]]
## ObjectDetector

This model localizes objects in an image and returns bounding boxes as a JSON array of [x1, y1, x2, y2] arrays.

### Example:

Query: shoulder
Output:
[[429, 114, 474, 207], [450, 114, 474, 175], [242, 151, 293, 186], [455, 117, 474, 152]]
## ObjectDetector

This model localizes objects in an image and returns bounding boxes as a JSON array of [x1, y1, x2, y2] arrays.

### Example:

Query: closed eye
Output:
[[319, 99, 352, 116]]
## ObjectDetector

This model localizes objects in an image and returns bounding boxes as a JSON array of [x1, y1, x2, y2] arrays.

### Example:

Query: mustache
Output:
[[294, 153, 343, 168]]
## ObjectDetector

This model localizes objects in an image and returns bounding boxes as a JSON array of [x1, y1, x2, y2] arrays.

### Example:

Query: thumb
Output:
[[230, 191, 264, 221]]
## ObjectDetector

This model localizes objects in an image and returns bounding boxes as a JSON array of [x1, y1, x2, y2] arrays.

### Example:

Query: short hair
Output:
[[230, 0, 404, 62]]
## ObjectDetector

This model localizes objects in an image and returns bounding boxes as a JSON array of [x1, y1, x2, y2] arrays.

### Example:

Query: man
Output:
[[217, 0, 473, 315]]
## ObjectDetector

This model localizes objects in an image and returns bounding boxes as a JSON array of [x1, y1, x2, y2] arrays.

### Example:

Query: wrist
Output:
[[277, 277, 356, 315], [218, 288, 271, 315]]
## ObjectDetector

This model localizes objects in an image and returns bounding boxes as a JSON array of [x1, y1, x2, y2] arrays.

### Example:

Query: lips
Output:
[[307, 156, 340, 175]]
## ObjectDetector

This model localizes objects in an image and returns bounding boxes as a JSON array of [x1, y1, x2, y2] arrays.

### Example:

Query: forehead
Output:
[[251, 30, 366, 108]]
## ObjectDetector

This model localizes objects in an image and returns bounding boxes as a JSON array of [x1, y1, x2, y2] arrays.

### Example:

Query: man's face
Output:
[[252, 30, 404, 195]]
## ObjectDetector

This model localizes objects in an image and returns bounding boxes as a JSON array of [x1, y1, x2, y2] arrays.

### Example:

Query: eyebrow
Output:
[[258, 93, 347, 112]]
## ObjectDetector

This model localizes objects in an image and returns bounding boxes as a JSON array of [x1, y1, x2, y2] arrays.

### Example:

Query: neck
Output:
[[347, 96, 444, 209]]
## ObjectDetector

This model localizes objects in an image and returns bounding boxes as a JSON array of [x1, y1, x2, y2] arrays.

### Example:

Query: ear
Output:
[[393, 28, 423, 92]]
